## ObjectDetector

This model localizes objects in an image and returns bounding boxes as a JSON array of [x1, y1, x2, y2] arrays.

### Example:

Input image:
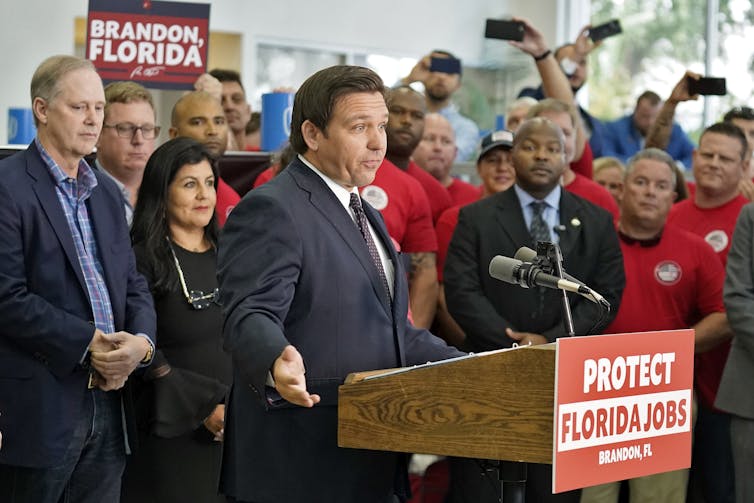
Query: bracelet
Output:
[[533, 49, 552, 62]]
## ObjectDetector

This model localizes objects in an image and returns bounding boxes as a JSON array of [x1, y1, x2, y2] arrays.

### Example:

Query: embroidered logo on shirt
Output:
[[654, 261, 682, 286], [361, 185, 388, 211], [704, 230, 728, 253]]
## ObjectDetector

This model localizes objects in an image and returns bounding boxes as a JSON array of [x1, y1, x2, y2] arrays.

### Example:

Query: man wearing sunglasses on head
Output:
[[95, 81, 159, 226]]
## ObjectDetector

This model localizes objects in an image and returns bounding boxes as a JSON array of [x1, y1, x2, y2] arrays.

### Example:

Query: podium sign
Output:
[[553, 330, 694, 493]]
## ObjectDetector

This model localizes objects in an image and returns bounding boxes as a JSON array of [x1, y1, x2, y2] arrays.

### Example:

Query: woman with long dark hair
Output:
[[122, 137, 231, 503]]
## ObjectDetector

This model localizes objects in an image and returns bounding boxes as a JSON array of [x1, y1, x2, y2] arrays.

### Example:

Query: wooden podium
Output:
[[338, 344, 556, 464]]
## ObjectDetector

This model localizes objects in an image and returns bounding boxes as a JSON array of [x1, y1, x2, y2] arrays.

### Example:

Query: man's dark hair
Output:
[[723, 106, 754, 123], [700, 122, 748, 161], [289, 65, 386, 155], [209, 68, 244, 93], [131, 137, 219, 296], [636, 91, 661, 107]]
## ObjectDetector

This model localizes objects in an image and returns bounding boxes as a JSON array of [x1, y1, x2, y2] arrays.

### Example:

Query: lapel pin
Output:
[[571, 218, 581, 227]]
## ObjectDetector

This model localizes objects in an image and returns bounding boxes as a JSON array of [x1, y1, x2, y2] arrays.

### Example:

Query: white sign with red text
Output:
[[552, 330, 694, 493]]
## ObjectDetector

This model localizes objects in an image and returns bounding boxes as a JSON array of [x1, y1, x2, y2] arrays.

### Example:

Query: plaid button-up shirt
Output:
[[36, 138, 115, 334]]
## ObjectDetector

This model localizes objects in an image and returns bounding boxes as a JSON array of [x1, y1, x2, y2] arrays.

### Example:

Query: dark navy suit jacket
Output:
[[445, 187, 625, 352], [0, 143, 155, 467], [217, 158, 463, 503]]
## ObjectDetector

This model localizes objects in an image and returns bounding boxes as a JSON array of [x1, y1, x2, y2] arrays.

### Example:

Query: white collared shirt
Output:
[[299, 155, 394, 298]]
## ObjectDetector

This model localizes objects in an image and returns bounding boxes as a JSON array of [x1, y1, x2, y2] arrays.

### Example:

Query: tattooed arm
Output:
[[407, 252, 439, 329]]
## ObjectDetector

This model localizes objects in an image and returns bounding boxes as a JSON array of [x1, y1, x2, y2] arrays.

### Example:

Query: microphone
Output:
[[514, 246, 584, 286], [489, 255, 609, 308], [489, 256, 584, 294]]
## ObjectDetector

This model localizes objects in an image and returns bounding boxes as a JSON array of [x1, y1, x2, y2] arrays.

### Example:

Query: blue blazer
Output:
[[217, 158, 463, 503], [0, 143, 155, 468]]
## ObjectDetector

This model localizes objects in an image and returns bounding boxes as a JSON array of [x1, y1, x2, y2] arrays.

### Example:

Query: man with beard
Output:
[[518, 26, 610, 158], [360, 86, 452, 328], [444, 117, 624, 502], [665, 122, 748, 503], [208, 69, 253, 151], [384, 86, 453, 223], [169, 91, 241, 226], [604, 90, 695, 169], [402, 51, 480, 161]]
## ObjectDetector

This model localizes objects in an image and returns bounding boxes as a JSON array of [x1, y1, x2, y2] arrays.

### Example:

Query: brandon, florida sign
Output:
[[86, 0, 210, 90]]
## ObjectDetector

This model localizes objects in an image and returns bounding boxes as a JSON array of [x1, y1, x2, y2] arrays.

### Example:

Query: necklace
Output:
[[167, 239, 218, 310]]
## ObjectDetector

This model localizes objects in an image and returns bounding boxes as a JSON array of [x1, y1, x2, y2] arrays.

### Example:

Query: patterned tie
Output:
[[529, 201, 551, 246], [529, 201, 551, 317], [349, 193, 391, 300]]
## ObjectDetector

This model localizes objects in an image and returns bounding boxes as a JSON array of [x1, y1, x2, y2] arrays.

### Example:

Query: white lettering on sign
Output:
[[88, 18, 204, 69], [583, 352, 676, 393], [557, 389, 691, 452]]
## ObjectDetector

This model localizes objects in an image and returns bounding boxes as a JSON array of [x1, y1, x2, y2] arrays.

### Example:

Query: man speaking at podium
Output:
[[444, 117, 624, 502], [217, 65, 463, 503]]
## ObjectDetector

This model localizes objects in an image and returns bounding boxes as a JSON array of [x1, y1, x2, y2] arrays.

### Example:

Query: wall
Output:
[[0, 0, 574, 143]]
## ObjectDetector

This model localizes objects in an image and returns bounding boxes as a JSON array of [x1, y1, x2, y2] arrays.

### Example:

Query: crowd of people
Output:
[[1, 12, 754, 503]]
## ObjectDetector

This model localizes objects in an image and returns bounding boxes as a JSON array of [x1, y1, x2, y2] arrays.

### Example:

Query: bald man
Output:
[[412, 113, 479, 207]]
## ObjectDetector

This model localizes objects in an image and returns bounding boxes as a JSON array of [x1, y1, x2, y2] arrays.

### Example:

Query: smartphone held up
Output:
[[484, 19, 525, 42], [687, 76, 727, 96]]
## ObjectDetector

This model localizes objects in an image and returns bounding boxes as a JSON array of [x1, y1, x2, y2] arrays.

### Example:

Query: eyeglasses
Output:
[[168, 240, 219, 310], [186, 288, 219, 310], [103, 122, 161, 140]]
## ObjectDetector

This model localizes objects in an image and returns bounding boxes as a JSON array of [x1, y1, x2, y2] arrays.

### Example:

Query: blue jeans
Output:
[[0, 389, 125, 503]]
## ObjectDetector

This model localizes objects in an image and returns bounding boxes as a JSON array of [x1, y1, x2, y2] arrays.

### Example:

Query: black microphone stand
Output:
[[546, 242, 575, 337], [496, 243, 575, 503], [498, 460, 526, 503]]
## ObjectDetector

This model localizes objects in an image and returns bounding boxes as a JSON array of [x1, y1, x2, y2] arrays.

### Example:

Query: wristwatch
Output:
[[560, 57, 578, 77], [141, 342, 154, 364]]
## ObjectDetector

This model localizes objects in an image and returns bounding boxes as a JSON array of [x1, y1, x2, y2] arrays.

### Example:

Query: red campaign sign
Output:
[[552, 330, 694, 493], [86, 1, 210, 90]]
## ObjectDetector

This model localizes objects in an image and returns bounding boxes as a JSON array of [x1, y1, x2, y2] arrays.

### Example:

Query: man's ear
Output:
[[168, 127, 178, 139], [32, 97, 47, 126], [302, 120, 321, 152]]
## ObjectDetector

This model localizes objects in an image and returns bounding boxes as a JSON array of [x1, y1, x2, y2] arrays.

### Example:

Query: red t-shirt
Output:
[[405, 161, 453, 224], [565, 172, 620, 221], [359, 159, 438, 253], [607, 226, 725, 337], [447, 178, 481, 208], [216, 178, 240, 227], [666, 194, 748, 409], [685, 181, 696, 200], [253, 166, 275, 188], [571, 141, 594, 179]]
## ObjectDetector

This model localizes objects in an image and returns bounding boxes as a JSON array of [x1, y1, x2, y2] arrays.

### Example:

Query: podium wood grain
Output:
[[338, 344, 556, 464]]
